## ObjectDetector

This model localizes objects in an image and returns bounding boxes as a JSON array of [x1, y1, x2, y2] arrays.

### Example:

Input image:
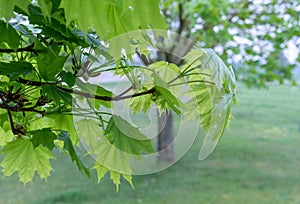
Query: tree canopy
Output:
[[161, 0, 300, 86], [0, 0, 259, 189]]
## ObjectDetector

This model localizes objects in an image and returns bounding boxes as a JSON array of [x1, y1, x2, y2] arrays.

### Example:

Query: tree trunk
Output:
[[157, 110, 174, 162], [154, 32, 194, 163]]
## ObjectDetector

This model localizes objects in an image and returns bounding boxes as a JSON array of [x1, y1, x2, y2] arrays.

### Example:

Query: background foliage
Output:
[[161, 0, 300, 86]]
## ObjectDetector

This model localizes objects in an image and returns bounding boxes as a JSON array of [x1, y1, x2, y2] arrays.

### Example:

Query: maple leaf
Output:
[[105, 115, 154, 155], [0, 139, 54, 184], [77, 119, 138, 190]]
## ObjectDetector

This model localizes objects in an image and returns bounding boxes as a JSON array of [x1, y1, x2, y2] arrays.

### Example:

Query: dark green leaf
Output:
[[41, 18, 87, 46], [35, 39, 67, 81], [0, 61, 34, 80], [0, 112, 8, 127], [105, 115, 154, 155], [58, 71, 76, 87], [12, 23, 34, 42], [0, 20, 21, 50], [30, 128, 57, 150], [42, 84, 72, 105], [28, 4, 45, 25], [57, 131, 90, 177]]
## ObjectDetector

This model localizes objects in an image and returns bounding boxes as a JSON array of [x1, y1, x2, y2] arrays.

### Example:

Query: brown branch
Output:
[[17, 78, 155, 102], [7, 110, 16, 133], [0, 103, 45, 115], [7, 110, 26, 136], [166, 3, 194, 65], [17, 78, 54, 86], [113, 87, 155, 101], [0, 43, 38, 55]]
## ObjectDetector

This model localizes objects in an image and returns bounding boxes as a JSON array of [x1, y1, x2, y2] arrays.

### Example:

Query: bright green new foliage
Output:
[[61, 0, 167, 40], [0, 139, 54, 184], [0, 0, 236, 188]]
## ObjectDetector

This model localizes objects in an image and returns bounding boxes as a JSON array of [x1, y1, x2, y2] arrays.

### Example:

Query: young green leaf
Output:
[[186, 83, 233, 160], [0, 139, 54, 184], [0, 0, 31, 20], [61, 0, 167, 39], [199, 94, 233, 159], [0, 127, 15, 147], [109, 170, 121, 191], [152, 72, 182, 115], [128, 88, 154, 114], [183, 49, 236, 160], [47, 114, 78, 144], [37, 0, 52, 22], [199, 48, 236, 92], [77, 119, 134, 189], [93, 162, 134, 191], [76, 119, 102, 152]]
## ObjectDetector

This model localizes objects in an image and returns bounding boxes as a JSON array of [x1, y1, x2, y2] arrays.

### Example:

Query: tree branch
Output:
[[7, 110, 15, 133], [0, 43, 38, 55], [0, 103, 45, 115], [17, 78, 155, 102], [169, 80, 215, 87], [167, 3, 194, 65]]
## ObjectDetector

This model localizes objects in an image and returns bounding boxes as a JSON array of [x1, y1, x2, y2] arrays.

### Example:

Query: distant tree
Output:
[[157, 0, 300, 161], [161, 0, 300, 86]]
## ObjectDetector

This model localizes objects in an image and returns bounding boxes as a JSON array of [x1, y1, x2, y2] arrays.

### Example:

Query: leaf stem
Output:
[[169, 80, 215, 87]]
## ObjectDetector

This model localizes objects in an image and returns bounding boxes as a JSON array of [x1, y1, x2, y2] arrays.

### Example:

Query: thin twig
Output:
[[115, 85, 134, 98], [169, 80, 215, 87]]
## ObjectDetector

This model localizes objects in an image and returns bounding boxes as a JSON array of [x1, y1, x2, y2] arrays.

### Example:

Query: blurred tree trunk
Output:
[[157, 110, 174, 162], [146, 4, 194, 162]]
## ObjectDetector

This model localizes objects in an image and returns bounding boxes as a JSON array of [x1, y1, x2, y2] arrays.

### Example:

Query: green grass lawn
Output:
[[0, 84, 300, 204]]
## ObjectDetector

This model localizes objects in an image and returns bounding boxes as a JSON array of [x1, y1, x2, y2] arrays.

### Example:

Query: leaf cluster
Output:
[[0, 0, 236, 189]]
